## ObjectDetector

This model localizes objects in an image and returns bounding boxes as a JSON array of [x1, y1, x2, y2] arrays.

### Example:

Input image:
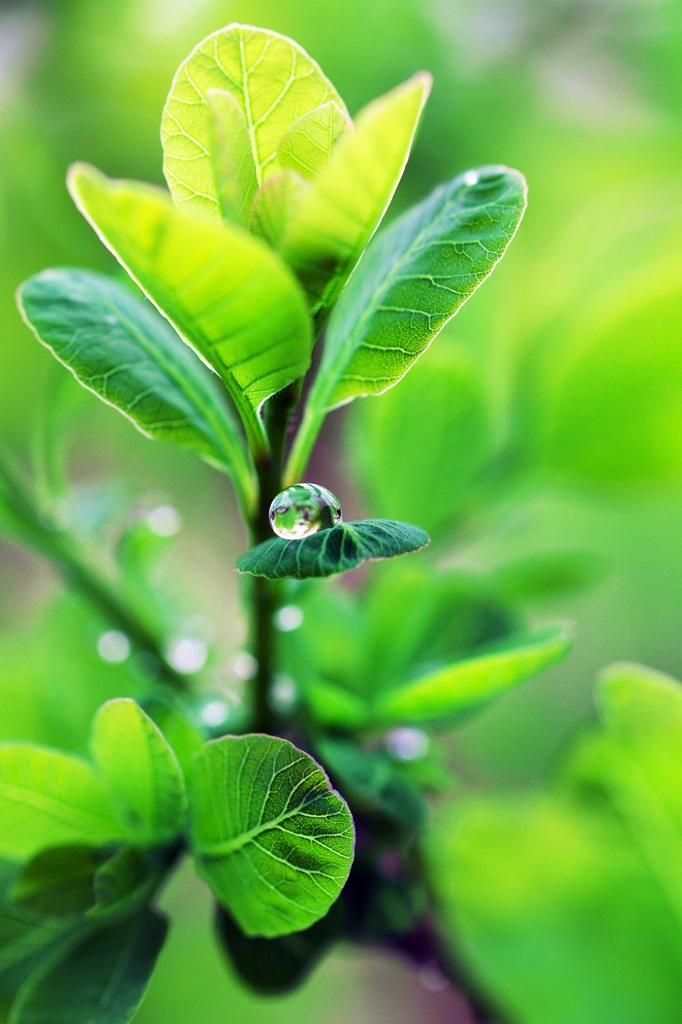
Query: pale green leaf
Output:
[[67, 163, 312, 456], [17, 269, 256, 516], [287, 165, 526, 481], [375, 627, 572, 725], [207, 89, 258, 226], [277, 102, 352, 181], [189, 734, 354, 937], [281, 73, 431, 322], [161, 23, 346, 222], [142, 698, 203, 776], [11, 910, 167, 1024], [91, 699, 186, 846], [249, 171, 309, 249], [236, 519, 430, 580], [0, 746, 128, 860]]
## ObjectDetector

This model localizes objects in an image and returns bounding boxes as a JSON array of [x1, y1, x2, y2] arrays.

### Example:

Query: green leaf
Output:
[[277, 102, 352, 181], [207, 90, 258, 226], [67, 163, 312, 456], [91, 699, 186, 846], [189, 734, 354, 937], [317, 739, 426, 828], [281, 73, 431, 323], [17, 269, 256, 516], [249, 171, 309, 249], [161, 24, 346, 223], [287, 165, 527, 483], [349, 344, 493, 537], [304, 679, 370, 729], [11, 847, 106, 917], [0, 746, 129, 860], [90, 848, 149, 919], [375, 627, 572, 726], [142, 698, 204, 776], [214, 901, 343, 996], [236, 519, 430, 580], [12, 910, 167, 1024], [491, 551, 607, 604]]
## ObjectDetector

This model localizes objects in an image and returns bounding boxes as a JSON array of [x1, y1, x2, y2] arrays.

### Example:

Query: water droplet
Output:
[[274, 604, 304, 632], [464, 170, 479, 186], [97, 630, 131, 664], [269, 483, 342, 540], [385, 727, 430, 761]]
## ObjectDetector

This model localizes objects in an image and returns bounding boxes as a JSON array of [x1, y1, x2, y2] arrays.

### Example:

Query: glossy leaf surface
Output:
[[236, 519, 429, 580], [375, 627, 571, 725], [288, 165, 526, 481], [277, 102, 351, 181], [13, 910, 167, 1024], [189, 735, 354, 937], [161, 24, 345, 222], [17, 269, 256, 514], [0, 746, 128, 860], [91, 699, 186, 846], [281, 73, 431, 321], [68, 163, 311, 454]]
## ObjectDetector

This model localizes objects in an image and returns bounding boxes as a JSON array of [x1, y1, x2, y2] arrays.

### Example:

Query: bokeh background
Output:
[[1, 0, 682, 1020]]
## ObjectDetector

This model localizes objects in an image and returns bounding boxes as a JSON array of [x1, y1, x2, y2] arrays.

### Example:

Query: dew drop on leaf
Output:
[[269, 483, 342, 540]]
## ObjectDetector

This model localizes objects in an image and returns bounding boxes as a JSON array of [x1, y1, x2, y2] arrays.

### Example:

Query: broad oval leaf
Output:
[[236, 519, 430, 580], [281, 73, 431, 322], [67, 163, 312, 456], [91, 699, 186, 847], [375, 627, 572, 726], [161, 24, 346, 222], [12, 910, 167, 1024], [287, 165, 526, 482], [277, 102, 352, 181], [0, 746, 128, 860], [189, 734, 354, 937], [17, 268, 256, 516]]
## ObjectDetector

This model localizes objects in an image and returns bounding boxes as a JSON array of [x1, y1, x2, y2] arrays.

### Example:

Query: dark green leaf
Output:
[[12, 910, 167, 1024], [214, 901, 343, 995], [90, 849, 149, 919], [236, 519, 430, 580], [11, 848, 106, 917], [17, 270, 256, 516], [189, 735, 354, 937], [317, 739, 426, 829], [287, 165, 526, 481]]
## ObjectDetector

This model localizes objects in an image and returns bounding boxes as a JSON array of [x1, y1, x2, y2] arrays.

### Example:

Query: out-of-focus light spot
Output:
[[232, 652, 257, 680], [167, 637, 207, 674], [269, 674, 298, 713], [146, 505, 181, 537], [97, 630, 131, 664], [386, 727, 430, 761], [273, 605, 304, 632], [418, 961, 450, 992], [200, 700, 229, 727], [464, 170, 479, 185]]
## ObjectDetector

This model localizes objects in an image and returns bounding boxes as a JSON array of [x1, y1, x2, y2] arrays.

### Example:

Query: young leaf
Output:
[[90, 848, 149, 919], [17, 269, 257, 516], [189, 734, 355, 937], [67, 163, 312, 457], [317, 739, 426, 829], [375, 628, 572, 726], [207, 90, 258, 226], [161, 24, 346, 222], [249, 171, 309, 249], [142, 698, 203, 776], [214, 900, 343, 995], [281, 73, 432, 321], [287, 165, 527, 483], [237, 519, 429, 580], [277, 102, 352, 181], [12, 910, 167, 1024], [91, 699, 186, 846], [0, 746, 129, 860]]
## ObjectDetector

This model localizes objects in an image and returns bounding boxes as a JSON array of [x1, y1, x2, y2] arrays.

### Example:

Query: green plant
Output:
[[0, 22, 576, 1022]]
